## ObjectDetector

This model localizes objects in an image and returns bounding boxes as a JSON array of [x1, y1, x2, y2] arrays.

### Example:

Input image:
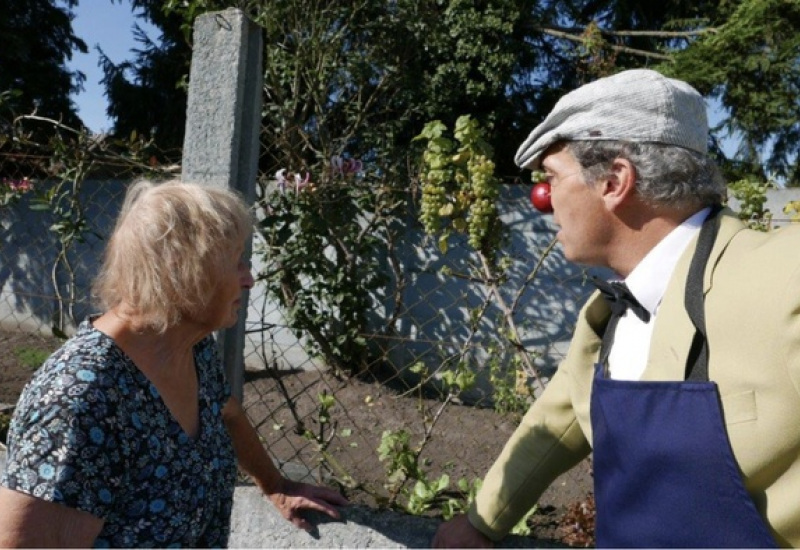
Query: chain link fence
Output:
[[0, 137, 178, 338], [0, 164, 120, 336], [0, 140, 599, 511], [240, 171, 607, 513], [3, 138, 800, 515]]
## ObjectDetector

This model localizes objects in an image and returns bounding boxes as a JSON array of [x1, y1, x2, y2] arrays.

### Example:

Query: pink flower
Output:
[[343, 159, 362, 175], [294, 172, 311, 192], [12, 178, 32, 192], [2, 178, 32, 192], [330, 155, 362, 177], [275, 169, 288, 194]]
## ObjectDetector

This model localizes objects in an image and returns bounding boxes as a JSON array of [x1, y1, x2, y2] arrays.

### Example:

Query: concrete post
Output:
[[181, 8, 263, 401]]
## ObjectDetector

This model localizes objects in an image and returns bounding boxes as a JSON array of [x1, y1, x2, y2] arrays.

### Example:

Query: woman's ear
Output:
[[600, 157, 637, 210]]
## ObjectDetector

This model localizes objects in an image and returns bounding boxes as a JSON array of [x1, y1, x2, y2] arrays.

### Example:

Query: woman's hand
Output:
[[222, 396, 349, 530], [266, 477, 349, 530]]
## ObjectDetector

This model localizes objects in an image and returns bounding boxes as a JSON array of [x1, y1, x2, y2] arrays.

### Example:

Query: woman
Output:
[[0, 180, 347, 547]]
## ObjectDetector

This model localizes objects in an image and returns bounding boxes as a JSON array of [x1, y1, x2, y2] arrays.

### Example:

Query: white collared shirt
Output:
[[607, 208, 710, 380]]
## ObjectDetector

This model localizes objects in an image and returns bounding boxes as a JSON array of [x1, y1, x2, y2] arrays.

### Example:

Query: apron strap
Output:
[[684, 205, 723, 382]]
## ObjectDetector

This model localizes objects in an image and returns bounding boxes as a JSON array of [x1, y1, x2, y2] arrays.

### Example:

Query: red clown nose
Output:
[[530, 181, 553, 213]]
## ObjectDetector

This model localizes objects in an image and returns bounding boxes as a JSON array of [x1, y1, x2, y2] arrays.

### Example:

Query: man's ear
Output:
[[600, 157, 637, 210]]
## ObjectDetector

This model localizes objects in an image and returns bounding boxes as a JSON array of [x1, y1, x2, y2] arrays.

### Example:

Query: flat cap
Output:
[[514, 69, 708, 170]]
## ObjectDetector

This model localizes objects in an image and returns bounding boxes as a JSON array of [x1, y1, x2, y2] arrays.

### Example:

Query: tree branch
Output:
[[539, 27, 673, 61], [532, 24, 717, 39]]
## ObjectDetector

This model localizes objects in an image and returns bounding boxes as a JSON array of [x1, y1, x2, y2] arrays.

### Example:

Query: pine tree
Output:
[[0, 0, 87, 128]]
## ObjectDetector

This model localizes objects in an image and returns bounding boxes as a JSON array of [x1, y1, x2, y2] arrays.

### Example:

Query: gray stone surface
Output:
[[180, 7, 263, 402], [181, 7, 262, 194], [0, 447, 548, 548], [229, 485, 441, 548], [228, 484, 554, 548]]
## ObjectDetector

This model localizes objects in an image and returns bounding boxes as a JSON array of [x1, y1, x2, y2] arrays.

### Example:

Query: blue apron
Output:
[[590, 208, 776, 548]]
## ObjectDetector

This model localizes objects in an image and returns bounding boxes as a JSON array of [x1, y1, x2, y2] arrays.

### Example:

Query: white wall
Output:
[[2, 182, 799, 400]]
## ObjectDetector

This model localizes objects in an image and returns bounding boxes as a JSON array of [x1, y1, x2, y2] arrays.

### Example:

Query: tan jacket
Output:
[[468, 210, 800, 547]]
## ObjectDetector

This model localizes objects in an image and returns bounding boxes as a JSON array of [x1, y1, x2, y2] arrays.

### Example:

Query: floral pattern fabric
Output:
[[1, 318, 237, 547]]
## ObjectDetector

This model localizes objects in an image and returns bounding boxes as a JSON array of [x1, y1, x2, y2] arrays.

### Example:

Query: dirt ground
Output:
[[0, 329, 595, 547]]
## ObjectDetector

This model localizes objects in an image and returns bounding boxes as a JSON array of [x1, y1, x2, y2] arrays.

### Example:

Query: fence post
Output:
[[181, 8, 263, 401]]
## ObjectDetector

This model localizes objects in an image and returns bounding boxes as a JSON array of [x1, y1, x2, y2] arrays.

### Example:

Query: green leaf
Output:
[[410, 362, 428, 375], [438, 234, 449, 254]]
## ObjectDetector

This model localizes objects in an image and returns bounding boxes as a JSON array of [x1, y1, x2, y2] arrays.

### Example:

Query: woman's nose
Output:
[[240, 264, 254, 290]]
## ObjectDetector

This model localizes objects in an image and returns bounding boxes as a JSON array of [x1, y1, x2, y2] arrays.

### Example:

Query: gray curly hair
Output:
[[565, 141, 727, 209]]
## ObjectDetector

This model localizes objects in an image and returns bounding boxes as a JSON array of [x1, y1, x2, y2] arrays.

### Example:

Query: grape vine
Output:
[[415, 115, 501, 255]]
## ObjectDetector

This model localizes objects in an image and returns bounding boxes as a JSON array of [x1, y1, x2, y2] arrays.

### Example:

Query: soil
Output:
[[0, 329, 595, 547]]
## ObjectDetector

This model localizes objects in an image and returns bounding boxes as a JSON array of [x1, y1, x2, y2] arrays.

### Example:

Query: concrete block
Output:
[[180, 7, 263, 401], [181, 7, 262, 195], [0, 448, 554, 548], [229, 484, 556, 548]]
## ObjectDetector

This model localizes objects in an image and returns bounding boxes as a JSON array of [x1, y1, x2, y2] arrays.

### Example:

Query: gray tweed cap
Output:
[[514, 69, 709, 170]]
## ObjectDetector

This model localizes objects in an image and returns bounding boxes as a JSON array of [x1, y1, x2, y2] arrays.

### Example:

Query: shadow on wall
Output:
[[370, 185, 608, 403], [0, 179, 613, 399], [0, 180, 129, 335], [242, 184, 606, 389]]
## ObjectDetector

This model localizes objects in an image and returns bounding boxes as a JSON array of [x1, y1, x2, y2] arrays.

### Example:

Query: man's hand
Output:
[[266, 477, 349, 531], [432, 513, 494, 548]]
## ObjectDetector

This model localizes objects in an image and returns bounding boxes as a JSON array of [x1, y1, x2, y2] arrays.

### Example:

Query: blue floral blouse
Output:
[[1, 318, 237, 547]]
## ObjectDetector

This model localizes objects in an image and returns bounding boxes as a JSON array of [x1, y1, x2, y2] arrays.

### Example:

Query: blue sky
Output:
[[68, 1, 158, 134]]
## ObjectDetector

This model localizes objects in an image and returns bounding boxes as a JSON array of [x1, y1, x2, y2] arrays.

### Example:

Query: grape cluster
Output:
[[466, 154, 498, 250], [420, 168, 450, 235], [416, 116, 500, 253]]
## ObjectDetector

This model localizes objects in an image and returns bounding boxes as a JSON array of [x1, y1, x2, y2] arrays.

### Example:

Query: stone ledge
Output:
[[229, 484, 559, 548], [0, 449, 555, 548]]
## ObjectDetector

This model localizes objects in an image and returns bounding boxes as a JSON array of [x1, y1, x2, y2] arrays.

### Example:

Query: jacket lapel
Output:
[[642, 210, 744, 381]]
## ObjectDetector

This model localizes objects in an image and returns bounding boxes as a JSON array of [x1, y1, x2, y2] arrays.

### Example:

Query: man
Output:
[[433, 69, 800, 548]]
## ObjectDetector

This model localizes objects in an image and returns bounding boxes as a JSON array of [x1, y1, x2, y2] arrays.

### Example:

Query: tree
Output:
[[158, 0, 552, 372], [518, 0, 800, 186], [99, 0, 191, 156], [151, 0, 741, 374], [659, 0, 800, 186], [0, 0, 87, 129], [126, 0, 800, 374]]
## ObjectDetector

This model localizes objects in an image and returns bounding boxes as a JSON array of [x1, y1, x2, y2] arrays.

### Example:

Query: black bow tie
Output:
[[590, 275, 651, 323]]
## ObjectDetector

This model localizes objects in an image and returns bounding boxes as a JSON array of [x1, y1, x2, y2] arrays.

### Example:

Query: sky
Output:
[[68, 1, 158, 134]]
